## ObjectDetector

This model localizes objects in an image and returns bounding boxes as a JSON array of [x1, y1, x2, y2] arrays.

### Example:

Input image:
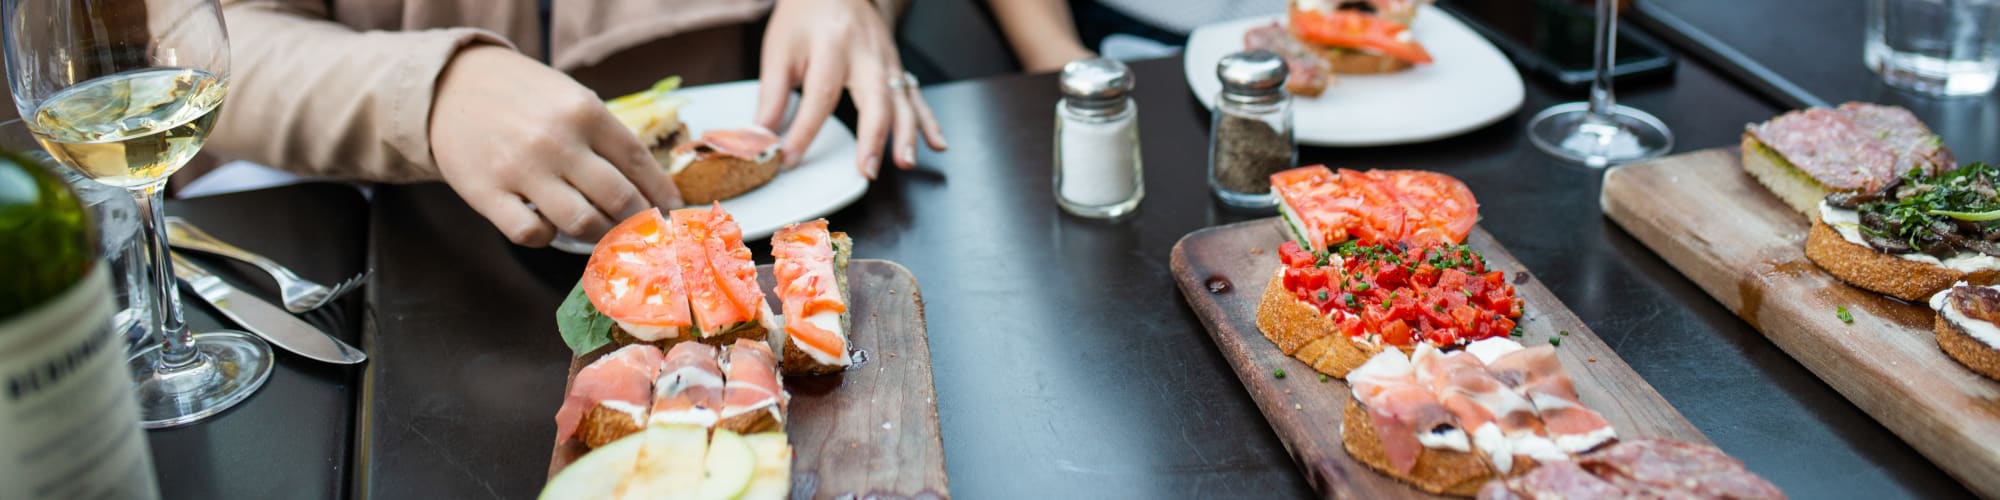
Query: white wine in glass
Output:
[[4, 0, 270, 428], [31, 68, 224, 188], [1526, 0, 1673, 167]]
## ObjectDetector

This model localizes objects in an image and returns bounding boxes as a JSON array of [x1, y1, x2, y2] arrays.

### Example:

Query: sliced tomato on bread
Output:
[[771, 219, 854, 375], [670, 203, 773, 342], [582, 208, 694, 342]]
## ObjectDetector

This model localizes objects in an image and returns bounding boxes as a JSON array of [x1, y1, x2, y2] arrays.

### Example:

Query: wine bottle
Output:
[[0, 149, 160, 499]]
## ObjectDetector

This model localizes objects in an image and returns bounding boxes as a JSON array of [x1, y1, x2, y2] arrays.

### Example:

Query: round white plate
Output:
[[553, 80, 864, 254], [1182, 6, 1524, 146]]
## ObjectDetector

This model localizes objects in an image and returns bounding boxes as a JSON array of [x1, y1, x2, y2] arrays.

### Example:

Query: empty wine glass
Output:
[[1527, 0, 1673, 167], [3, 0, 271, 428]]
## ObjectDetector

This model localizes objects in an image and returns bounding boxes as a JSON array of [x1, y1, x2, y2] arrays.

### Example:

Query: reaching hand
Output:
[[429, 45, 683, 247], [755, 0, 947, 180]]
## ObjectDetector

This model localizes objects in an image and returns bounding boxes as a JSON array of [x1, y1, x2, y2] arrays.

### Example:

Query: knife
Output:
[[171, 252, 368, 365]]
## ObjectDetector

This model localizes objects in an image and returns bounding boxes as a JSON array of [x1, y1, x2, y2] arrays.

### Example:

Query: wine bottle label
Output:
[[0, 266, 159, 500]]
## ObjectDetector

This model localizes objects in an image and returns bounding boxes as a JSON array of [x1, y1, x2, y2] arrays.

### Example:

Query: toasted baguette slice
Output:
[[666, 136, 782, 205], [1741, 133, 1827, 218], [1255, 267, 1404, 377], [577, 403, 648, 449], [777, 231, 854, 376], [1936, 313, 2000, 381], [1342, 398, 1493, 496], [1804, 221, 2000, 301]]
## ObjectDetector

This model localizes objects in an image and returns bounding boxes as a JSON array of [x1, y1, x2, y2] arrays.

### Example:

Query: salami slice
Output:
[[1474, 460, 1629, 500], [1580, 439, 1787, 500]]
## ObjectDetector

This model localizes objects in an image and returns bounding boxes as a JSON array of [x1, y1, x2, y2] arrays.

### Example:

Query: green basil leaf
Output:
[[556, 280, 616, 357]]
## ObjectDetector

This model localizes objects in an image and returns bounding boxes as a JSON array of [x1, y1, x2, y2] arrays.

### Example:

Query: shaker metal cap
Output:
[[1217, 49, 1288, 95], [1060, 58, 1134, 102]]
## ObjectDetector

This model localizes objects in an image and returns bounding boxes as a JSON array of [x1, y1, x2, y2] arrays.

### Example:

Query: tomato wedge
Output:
[[1377, 170, 1478, 246], [670, 203, 766, 335], [581, 209, 692, 341], [1289, 7, 1433, 64]]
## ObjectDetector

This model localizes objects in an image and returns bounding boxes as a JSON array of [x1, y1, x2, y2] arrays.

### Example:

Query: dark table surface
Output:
[[1636, 0, 2000, 164], [148, 183, 369, 500], [143, 10, 1987, 500], [353, 51, 1968, 500]]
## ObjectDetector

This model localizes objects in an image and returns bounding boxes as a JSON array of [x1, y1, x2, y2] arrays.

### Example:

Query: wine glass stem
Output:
[[1588, 0, 1620, 121], [135, 185, 196, 369]]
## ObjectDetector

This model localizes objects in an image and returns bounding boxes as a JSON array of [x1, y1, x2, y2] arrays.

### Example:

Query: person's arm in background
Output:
[[987, 0, 1095, 73], [213, 1, 680, 247]]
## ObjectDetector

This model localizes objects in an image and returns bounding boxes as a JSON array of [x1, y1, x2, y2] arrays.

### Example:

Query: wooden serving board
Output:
[[1602, 148, 2000, 499], [1169, 219, 1709, 499], [546, 259, 949, 499]]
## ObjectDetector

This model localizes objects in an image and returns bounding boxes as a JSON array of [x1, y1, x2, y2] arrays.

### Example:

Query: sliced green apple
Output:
[[540, 433, 646, 500], [693, 430, 756, 500], [614, 424, 708, 500], [739, 433, 792, 500]]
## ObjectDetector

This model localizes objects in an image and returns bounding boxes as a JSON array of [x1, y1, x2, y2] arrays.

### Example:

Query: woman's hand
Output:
[[429, 45, 683, 247], [755, 0, 947, 179]]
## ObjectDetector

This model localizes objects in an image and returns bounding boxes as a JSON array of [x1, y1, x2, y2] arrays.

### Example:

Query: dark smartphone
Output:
[[1435, 0, 1675, 89]]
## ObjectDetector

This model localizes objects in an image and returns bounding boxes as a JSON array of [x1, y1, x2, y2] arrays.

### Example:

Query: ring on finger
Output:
[[888, 71, 917, 91]]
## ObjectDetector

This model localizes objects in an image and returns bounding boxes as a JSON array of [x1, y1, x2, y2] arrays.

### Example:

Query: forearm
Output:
[[986, 0, 1094, 73], [210, 1, 511, 183]]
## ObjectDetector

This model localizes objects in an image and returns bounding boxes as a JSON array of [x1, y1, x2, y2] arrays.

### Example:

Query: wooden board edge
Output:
[[540, 259, 950, 499], [1599, 149, 2000, 498], [1171, 220, 1712, 498], [1168, 222, 1350, 497]]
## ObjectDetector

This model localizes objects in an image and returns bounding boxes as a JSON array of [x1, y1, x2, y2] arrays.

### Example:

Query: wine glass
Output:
[[3, 0, 271, 428], [1527, 0, 1673, 168]]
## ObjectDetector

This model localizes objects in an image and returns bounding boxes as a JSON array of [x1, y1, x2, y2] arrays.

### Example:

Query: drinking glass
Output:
[[0, 119, 152, 351], [1527, 0, 1672, 168], [3, 0, 271, 428], [1867, 0, 2000, 96]]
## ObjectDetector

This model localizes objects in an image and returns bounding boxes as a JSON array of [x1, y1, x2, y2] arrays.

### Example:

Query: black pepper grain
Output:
[[1211, 114, 1293, 194]]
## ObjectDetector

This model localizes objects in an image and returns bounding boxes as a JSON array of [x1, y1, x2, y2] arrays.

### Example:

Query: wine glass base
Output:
[[127, 330, 273, 429], [1528, 102, 1674, 168]]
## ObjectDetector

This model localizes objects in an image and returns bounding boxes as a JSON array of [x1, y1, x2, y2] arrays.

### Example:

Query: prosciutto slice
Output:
[[1412, 344, 1549, 473], [1349, 350, 1467, 474], [649, 342, 726, 427], [554, 345, 664, 444], [1486, 345, 1616, 453], [720, 338, 787, 429], [698, 126, 780, 162]]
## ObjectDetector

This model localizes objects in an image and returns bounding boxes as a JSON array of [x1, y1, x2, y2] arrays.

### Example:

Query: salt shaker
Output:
[[1209, 49, 1296, 208], [1054, 58, 1143, 219]]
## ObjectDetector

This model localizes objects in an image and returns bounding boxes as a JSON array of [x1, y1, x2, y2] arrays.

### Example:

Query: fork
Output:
[[165, 217, 372, 313]]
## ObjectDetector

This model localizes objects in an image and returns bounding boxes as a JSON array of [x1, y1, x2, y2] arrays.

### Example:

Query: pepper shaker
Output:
[[1054, 58, 1143, 219], [1209, 49, 1296, 208]]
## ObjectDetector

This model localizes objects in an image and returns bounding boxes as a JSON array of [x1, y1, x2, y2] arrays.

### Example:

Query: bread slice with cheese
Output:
[[1805, 220, 2000, 302], [1930, 285, 2000, 381], [608, 77, 783, 205], [665, 127, 783, 205], [771, 220, 855, 376], [1341, 396, 1492, 496]]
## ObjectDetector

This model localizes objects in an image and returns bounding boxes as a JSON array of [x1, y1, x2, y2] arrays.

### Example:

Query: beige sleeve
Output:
[[210, 1, 514, 183]]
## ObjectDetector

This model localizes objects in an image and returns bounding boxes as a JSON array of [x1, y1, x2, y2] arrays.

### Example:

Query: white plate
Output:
[[553, 80, 864, 254], [1182, 6, 1525, 146]]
